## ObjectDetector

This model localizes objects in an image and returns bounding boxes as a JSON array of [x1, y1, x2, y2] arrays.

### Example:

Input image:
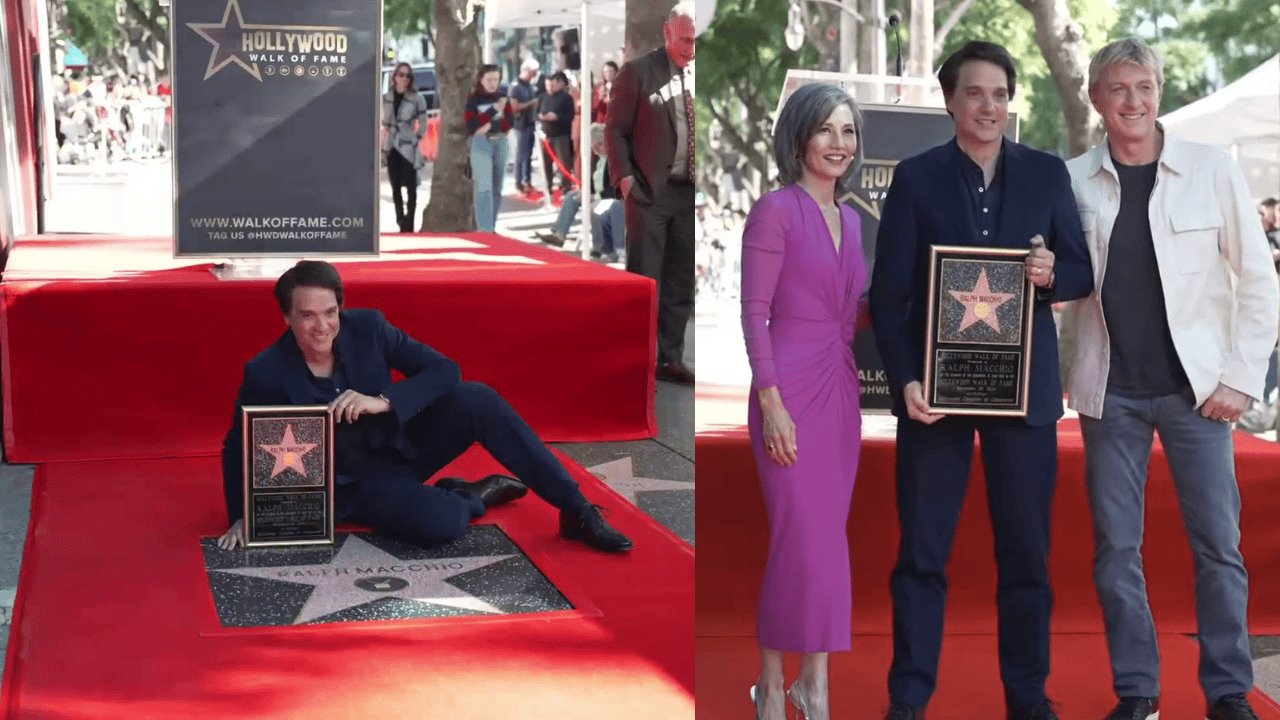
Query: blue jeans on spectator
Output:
[[553, 189, 582, 237], [470, 134, 508, 232], [515, 125, 535, 189], [592, 198, 624, 257], [1080, 388, 1252, 704]]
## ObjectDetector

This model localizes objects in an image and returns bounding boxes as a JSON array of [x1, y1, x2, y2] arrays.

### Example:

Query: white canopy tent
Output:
[[1161, 54, 1279, 199], [487, 0, 626, 257]]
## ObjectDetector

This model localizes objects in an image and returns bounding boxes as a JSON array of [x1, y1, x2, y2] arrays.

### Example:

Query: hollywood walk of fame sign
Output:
[[243, 405, 335, 547], [923, 246, 1035, 416], [171, 0, 381, 257]]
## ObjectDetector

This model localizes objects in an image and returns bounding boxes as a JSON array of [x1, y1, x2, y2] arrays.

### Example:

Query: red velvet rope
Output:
[[540, 136, 581, 188]]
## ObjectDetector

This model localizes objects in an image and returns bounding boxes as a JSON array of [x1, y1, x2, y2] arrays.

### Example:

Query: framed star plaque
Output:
[[242, 405, 335, 547], [923, 246, 1035, 416]]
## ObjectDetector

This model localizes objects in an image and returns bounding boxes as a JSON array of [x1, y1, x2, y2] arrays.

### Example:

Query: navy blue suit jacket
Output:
[[868, 139, 1093, 426], [221, 309, 461, 523]]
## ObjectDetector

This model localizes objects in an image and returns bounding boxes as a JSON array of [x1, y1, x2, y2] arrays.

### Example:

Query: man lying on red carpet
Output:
[[215, 260, 632, 553]]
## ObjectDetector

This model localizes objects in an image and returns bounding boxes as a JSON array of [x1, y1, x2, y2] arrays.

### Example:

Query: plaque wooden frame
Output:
[[242, 405, 336, 548], [922, 245, 1035, 417]]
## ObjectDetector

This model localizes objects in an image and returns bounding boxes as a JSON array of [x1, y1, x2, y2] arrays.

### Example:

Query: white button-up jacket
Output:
[[1064, 131, 1279, 419]]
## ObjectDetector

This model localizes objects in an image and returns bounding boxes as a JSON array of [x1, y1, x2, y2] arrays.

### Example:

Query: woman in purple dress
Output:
[[743, 83, 867, 720]]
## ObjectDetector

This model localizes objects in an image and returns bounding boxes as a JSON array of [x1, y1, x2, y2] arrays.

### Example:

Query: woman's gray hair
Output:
[[773, 82, 864, 191], [1089, 38, 1164, 92]]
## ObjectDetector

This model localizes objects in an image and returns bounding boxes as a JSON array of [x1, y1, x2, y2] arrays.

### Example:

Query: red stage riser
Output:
[[0, 234, 658, 462], [2, 450, 693, 718], [695, 424, 1280, 638], [696, 635, 1280, 719]]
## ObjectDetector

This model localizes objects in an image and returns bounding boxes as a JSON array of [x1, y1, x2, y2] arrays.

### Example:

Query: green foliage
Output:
[[1154, 39, 1211, 114], [64, 0, 118, 63], [695, 0, 816, 176], [384, 0, 433, 38], [1176, 0, 1278, 83]]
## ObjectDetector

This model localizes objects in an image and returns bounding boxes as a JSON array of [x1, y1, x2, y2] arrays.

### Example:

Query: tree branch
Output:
[[121, 0, 165, 41], [933, 0, 975, 61]]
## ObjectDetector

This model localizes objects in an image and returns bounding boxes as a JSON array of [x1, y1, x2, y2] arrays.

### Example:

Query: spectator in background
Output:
[[465, 64, 516, 232], [538, 71, 576, 206], [510, 58, 543, 198], [536, 123, 625, 263], [606, 2, 697, 385], [592, 61, 618, 123], [381, 62, 429, 233]]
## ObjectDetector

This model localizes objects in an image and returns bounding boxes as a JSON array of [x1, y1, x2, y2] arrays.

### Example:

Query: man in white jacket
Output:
[[1066, 38, 1279, 720]]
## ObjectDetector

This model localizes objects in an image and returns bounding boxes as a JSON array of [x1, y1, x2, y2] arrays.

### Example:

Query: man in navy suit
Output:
[[216, 261, 632, 553], [869, 42, 1092, 720]]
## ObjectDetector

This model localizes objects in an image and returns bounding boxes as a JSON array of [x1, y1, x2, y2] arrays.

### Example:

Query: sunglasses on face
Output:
[[395, 72, 409, 78]]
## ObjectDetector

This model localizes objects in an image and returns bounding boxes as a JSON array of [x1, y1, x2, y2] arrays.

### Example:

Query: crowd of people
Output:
[[742, 38, 1278, 720], [52, 71, 170, 165]]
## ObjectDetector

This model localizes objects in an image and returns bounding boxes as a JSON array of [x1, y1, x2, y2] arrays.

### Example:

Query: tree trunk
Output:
[[856, 0, 884, 76], [803, 5, 841, 72], [623, 0, 675, 63], [422, 0, 480, 232], [707, 93, 770, 184], [908, 0, 934, 77], [1015, 0, 1101, 156]]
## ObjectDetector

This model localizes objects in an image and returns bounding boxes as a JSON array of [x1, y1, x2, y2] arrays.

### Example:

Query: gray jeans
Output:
[[1081, 388, 1252, 703]]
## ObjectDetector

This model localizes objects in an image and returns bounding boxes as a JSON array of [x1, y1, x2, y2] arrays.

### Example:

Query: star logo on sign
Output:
[[259, 423, 316, 478], [186, 0, 262, 81], [212, 534, 515, 624], [587, 457, 692, 505], [948, 268, 1015, 333]]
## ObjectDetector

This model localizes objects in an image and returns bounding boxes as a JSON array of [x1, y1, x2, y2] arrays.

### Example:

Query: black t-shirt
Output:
[[539, 91, 574, 138], [1101, 158, 1190, 397]]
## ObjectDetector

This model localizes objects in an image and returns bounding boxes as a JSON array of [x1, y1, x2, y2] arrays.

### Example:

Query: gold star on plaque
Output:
[[259, 423, 317, 478], [948, 268, 1016, 333]]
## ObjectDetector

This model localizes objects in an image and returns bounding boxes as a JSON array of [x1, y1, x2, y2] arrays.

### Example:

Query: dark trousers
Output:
[[625, 178, 694, 365], [888, 416, 1057, 709], [542, 135, 574, 193], [387, 150, 418, 233], [336, 382, 587, 547], [515, 125, 535, 188]]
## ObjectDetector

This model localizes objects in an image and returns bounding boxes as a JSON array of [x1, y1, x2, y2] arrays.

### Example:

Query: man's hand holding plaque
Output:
[[1025, 234, 1056, 289], [903, 381, 946, 425]]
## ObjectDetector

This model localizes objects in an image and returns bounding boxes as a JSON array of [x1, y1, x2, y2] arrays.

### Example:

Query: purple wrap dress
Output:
[[741, 184, 867, 652]]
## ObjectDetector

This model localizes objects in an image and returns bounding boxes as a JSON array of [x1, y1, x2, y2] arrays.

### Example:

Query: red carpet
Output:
[[696, 418, 1280, 637], [0, 233, 657, 463], [697, 634, 1280, 719], [696, 383, 1280, 714], [2, 449, 693, 719]]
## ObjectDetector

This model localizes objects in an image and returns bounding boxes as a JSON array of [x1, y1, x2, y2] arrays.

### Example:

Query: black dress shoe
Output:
[[559, 504, 633, 552], [435, 474, 528, 509], [656, 362, 695, 384]]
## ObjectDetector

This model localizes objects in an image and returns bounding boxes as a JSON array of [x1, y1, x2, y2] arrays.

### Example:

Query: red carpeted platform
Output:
[[0, 233, 657, 463], [2, 448, 693, 719], [697, 635, 1280, 719], [696, 384, 1280, 712]]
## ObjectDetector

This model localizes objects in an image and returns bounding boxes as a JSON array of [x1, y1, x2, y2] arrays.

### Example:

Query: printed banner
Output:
[[172, 0, 380, 256]]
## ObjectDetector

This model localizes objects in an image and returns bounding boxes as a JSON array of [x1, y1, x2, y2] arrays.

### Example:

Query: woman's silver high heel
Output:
[[785, 684, 812, 720], [749, 684, 766, 720]]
